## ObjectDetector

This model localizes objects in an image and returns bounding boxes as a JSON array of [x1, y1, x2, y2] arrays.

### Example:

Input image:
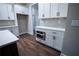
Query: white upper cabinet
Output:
[[0, 4, 15, 20], [38, 3, 44, 18], [51, 3, 58, 17], [38, 3, 50, 18], [8, 4, 15, 20], [43, 4, 50, 18], [51, 3, 68, 17], [38, 3, 68, 19], [0, 4, 8, 20], [58, 3, 68, 17], [14, 5, 29, 14]]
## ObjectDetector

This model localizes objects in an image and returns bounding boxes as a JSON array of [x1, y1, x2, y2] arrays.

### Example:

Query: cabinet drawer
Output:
[[46, 30, 57, 35], [46, 37, 54, 47], [46, 30, 57, 39]]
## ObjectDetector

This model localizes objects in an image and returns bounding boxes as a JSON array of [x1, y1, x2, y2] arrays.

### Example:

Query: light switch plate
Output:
[[71, 20, 79, 26]]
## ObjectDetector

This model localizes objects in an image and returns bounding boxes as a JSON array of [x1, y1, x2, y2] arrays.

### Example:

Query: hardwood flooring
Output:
[[17, 33, 60, 56]]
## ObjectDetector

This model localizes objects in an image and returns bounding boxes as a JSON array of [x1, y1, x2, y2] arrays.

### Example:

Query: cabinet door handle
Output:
[[53, 36, 56, 40], [42, 14, 45, 17], [52, 32, 56, 34], [8, 17, 10, 19], [57, 12, 60, 16]]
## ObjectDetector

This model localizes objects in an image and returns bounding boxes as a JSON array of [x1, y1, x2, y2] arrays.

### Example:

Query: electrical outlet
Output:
[[71, 20, 79, 26]]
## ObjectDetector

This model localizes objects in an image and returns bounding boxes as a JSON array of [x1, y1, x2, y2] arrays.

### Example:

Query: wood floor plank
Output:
[[17, 33, 60, 56]]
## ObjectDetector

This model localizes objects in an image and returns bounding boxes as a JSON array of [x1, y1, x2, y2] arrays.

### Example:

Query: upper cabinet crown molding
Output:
[[38, 3, 68, 19], [0, 4, 15, 20]]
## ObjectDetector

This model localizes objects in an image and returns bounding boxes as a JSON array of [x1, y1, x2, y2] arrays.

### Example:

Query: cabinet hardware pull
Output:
[[52, 32, 56, 34], [53, 36, 56, 40], [8, 17, 10, 19], [57, 12, 60, 16], [42, 14, 45, 17]]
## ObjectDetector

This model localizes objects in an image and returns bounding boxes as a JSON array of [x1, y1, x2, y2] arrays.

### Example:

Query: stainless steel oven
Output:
[[36, 31, 46, 41]]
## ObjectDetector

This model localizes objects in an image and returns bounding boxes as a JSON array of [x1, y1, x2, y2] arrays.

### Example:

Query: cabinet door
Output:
[[14, 5, 27, 14], [53, 31, 64, 51], [46, 35, 54, 47], [0, 4, 8, 20], [38, 3, 50, 18], [38, 3, 45, 18], [14, 5, 22, 13], [51, 3, 58, 17], [59, 3, 68, 17], [8, 4, 15, 20], [46, 30, 55, 47], [43, 3, 50, 18]]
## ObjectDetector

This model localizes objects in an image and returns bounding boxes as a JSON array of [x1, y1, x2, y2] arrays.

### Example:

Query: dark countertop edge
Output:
[[0, 40, 19, 48]]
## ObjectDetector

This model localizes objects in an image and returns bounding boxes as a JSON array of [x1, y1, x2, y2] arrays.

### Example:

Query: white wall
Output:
[[27, 4, 33, 35]]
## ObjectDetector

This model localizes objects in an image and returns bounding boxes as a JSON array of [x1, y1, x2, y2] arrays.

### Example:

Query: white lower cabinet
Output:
[[45, 30, 64, 51], [36, 28, 64, 51], [46, 37, 54, 47], [53, 31, 64, 51]]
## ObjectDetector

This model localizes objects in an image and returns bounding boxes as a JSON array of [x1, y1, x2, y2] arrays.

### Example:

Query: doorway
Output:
[[17, 14, 28, 35]]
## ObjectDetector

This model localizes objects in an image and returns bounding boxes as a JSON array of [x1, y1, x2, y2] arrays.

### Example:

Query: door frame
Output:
[[16, 13, 29, 35]]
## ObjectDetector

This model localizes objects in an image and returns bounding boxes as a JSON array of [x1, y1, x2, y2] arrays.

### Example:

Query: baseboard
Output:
[[60, 53, 67, 56], [19, 32, 28, 36], [36, 40, 61, 53], [27, 32, 33, 35]]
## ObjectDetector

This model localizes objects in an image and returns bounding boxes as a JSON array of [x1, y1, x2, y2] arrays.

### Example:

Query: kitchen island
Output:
[[0, 30, 19, 56]]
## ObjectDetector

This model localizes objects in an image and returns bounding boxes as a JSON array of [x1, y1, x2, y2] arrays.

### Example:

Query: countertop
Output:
[[0, 30, 19, 48], [36, 26, 65, 32], [0, 25, 17, 28]]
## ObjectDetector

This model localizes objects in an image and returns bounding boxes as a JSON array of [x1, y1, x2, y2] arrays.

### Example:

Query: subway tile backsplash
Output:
[[40, 18, 67, 28], [0, 20, 15, 26]]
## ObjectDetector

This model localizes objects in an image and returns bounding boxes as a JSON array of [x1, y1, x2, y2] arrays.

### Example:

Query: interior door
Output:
[[17, 14, 28, 35]]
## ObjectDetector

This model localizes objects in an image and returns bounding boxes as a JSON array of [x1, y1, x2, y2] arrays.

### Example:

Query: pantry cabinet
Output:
[[0, 4, 15, 20], [38, 3, 68, 18]]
